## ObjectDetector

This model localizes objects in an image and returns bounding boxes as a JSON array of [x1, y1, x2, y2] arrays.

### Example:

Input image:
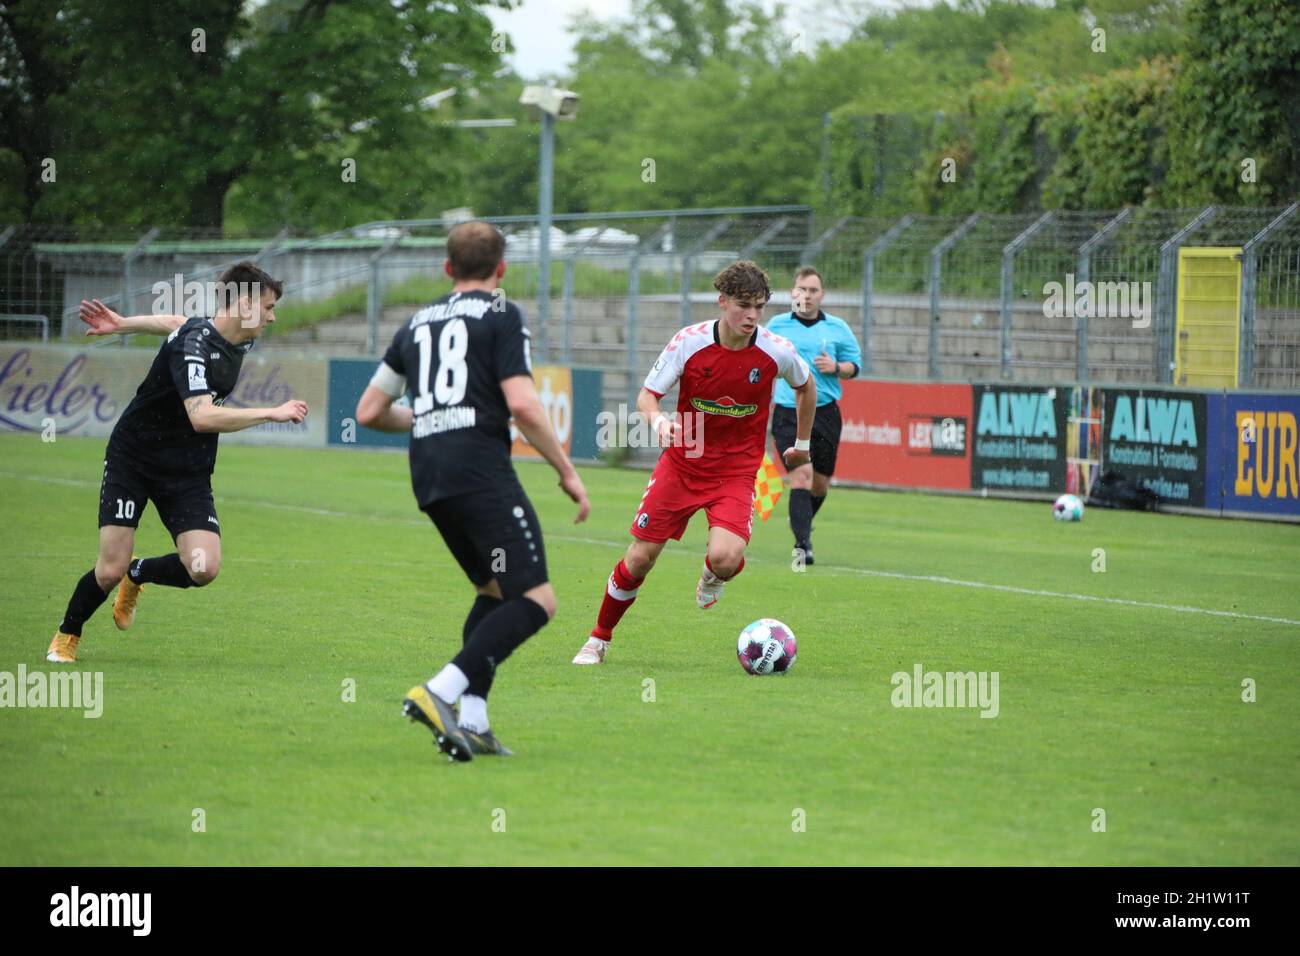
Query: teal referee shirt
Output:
[[766, 310, 862, 408]]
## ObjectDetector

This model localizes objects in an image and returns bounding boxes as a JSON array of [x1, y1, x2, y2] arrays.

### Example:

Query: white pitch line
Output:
[[0, 470, 398, 522], [542, 534, 1300, 628], [0, 472, 93, 489], [5, 469, 1297, 628], [809, 564, 1300, 627], [12, 551, 437, 571]]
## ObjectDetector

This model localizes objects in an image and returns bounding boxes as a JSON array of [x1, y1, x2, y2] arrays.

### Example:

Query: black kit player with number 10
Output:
[[47, 262, 309, 665]]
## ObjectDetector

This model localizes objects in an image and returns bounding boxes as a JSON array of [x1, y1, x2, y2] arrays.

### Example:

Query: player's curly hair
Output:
[[713, 260, 771, 304]]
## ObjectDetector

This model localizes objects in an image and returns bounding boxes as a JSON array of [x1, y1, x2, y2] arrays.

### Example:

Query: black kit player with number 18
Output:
[[355, 220, 590, 761], [47, 262, 308, 664]]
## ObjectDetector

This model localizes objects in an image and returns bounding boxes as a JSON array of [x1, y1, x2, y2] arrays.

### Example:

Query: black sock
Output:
[[60, 569, 111, 636], [811, 494, 826, 518], [451, 597, 550, 690], [463, 594, 504, 698], [789, 489, 813, 546], [128, 554, 194, 589]]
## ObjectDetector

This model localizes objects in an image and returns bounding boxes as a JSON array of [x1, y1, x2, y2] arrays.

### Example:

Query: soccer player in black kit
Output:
[[356, 220, 590, 761], [47, 262, 308, 664]]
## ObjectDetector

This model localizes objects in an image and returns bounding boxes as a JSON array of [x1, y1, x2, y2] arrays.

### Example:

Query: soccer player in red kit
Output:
[[573, 260, 816, 665]]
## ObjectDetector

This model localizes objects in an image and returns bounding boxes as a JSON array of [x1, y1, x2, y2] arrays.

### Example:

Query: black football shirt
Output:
[[106, 317, 251, 476], [381, 290, 532, 506]]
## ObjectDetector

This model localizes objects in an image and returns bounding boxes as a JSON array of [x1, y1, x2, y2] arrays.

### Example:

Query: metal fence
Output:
[[2, 203, 1298, 405]]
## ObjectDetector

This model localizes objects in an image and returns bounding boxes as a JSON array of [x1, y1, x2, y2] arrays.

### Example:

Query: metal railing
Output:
[[3, 203, 1298, 398], [0, 314, 50, 341]]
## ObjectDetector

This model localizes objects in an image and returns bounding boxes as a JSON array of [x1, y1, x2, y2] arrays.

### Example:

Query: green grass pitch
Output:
[[1, 432, 1297, 865]]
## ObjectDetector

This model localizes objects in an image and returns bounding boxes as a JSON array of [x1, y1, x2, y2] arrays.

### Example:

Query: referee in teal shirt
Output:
[[766, 266, 862, 565]]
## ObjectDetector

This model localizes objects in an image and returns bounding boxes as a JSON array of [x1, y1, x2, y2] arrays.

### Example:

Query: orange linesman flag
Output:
[[753, 452, 784, 522]]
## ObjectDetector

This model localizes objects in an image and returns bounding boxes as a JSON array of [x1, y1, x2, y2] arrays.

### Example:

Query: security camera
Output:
[[520, 85, 580, 121]]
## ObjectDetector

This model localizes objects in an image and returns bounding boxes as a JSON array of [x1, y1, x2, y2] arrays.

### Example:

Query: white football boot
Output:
[[572, 636, 609, 665], [696, 564, 726, 609]]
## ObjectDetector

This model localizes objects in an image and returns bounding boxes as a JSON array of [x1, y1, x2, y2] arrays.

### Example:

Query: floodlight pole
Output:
[[536, 110, 555, 362]]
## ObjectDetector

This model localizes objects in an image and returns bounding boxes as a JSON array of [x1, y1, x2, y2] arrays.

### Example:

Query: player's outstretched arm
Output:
[[782, 376, 816, 470], [502, 374, 590, 524], [184, 394, 308, 434], [79, 299, 186, 337], [355, 385, 413, 433]]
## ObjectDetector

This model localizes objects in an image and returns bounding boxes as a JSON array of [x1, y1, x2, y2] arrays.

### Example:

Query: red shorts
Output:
[[629, 457, 756, 544]]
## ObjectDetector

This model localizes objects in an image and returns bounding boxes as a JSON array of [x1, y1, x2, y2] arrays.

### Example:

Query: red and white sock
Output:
[[591, 559, 645, 642]]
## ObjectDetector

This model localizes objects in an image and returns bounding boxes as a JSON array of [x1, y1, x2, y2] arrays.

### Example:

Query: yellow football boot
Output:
[[46, 631, 80, 664], [113, 566, 143, 630], [402, 684, 473, 762]]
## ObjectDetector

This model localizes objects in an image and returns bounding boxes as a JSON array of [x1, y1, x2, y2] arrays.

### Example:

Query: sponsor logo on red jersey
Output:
[[690, 395, 759, 417]]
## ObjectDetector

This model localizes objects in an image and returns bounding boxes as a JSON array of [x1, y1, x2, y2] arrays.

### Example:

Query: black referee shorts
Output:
[[423, 482, 549, 599], [771, 401, 843, 477], [98, 452, 221, 539]]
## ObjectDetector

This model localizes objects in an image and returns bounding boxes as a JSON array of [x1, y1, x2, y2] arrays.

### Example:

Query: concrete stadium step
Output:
[[262, 291, 1175, 392]]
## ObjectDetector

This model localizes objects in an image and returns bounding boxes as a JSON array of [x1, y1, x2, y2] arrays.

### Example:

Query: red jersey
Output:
[[643, 320, 810, 481]]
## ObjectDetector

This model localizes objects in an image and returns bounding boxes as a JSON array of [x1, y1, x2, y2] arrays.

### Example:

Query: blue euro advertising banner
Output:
[[1205, 392, 1300, 517]]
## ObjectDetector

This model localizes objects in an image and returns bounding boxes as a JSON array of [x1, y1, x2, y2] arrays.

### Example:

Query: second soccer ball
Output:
[[1053, 493, 1084, 522]]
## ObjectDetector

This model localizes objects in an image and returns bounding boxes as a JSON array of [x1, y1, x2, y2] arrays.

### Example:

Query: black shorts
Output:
[[772, 401, 843, 477], [423, 483, 549, 600], [98, 453, 220, 539]]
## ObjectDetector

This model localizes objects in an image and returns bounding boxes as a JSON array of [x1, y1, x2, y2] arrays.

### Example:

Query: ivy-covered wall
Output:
[[828, 0, 1298, 214]]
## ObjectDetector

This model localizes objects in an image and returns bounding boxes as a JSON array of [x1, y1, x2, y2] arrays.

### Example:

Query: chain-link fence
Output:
[[3, 204, 1298, 406], [1245, 205, 1300, 390], [0, 223, 316, 346]]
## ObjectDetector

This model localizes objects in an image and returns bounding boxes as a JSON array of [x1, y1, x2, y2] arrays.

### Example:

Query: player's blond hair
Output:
[[714, 260, 771, 305]]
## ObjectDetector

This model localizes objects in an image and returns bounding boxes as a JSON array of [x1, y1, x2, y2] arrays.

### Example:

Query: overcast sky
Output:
[[485, 0, 882, 79], [485, 0, 629, 79]]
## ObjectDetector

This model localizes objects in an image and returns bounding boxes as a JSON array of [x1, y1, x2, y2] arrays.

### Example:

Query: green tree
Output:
[[1165, 0, 1300, 205], [0, 1, 95, 221], [3, 0, 506, 229], [583, 0, 789, 73], [1040, 58, 1177, 209], [439, 69, 543, 219], [556, 0, 801, 213]]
